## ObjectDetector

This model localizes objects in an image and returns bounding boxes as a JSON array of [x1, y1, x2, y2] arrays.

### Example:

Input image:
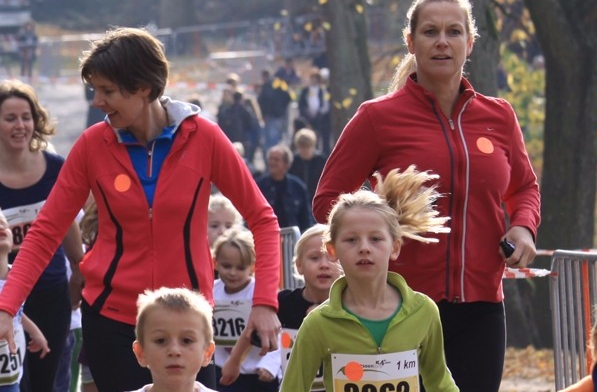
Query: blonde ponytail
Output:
[[375, 165, 450, 243]]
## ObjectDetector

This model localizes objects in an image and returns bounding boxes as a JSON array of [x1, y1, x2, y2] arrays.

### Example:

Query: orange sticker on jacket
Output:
[[477, 137, 494, 154], [114, 174, 131, 192]]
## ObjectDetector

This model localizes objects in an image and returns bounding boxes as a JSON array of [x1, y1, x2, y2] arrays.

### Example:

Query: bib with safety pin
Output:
[[331, 351, 419, 392]]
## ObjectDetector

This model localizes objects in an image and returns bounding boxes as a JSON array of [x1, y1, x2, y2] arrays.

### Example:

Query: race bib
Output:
[[0, 324, 26, 386], [213, 299, 251, 346], [332, 351, 419, 392], [280, 328, 324, 391], [3, 201, 45, 251]]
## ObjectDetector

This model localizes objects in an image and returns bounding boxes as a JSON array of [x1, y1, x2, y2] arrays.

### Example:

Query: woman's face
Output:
[[407, 1, 473, 86], [89, 73, 150, 131], [0, 96, 34, 152]]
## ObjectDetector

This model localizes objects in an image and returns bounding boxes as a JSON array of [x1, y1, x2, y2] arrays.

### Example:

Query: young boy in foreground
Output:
[[129, 287, 216, 392]]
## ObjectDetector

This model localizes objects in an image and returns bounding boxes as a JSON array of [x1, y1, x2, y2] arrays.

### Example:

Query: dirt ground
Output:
[[500, 346, 556, 392]]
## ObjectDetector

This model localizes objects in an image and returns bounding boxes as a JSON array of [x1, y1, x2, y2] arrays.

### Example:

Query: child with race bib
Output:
[[219, 223, 343, 391], [280, 165, 459, 392], [129, 287, 216, 392], [0, 209, 48, 392], [212, 228, 280, 392]]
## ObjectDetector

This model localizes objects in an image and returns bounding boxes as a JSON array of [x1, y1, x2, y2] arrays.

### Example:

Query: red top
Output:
[[0, 102, 280, 324], [314, 76, 540, 303]]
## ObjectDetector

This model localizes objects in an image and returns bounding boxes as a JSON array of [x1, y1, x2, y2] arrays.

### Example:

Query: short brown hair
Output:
[[135, 287, 213, 347], [80, 27, 168, 102]]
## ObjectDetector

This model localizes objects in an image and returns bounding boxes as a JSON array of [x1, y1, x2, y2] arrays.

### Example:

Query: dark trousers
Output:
[[20, 282, 71, 392], [81, 301, 216, 392], [423, 301, 505, 392]]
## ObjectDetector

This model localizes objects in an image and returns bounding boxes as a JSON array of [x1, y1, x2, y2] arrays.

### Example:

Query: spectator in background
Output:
[[217, 91, 255, 148], [226, 73, 241, 91], [257, 144, 314, 233], [17, 21, 37, 80], [257, 69, 291, 151], [274, 58, 301, 87], [241, 95, 263, 165], [298, 68, 331, 155], [188, 93, 215, 122], [222, 72, 264, 164], [289, 128, 326, 203]]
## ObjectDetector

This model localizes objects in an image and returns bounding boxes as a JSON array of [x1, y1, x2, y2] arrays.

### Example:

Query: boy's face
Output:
[[0, 213, 13, 255], [133, 307, 214, 388]]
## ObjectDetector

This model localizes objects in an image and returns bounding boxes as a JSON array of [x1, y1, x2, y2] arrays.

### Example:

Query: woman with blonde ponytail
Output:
[[313, 1, 540, 391]]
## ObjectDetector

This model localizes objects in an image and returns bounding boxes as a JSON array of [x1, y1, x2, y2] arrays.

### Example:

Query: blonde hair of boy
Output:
[[212, 227, 255, 268], [324, 165, 450, 246], [135, 287, 214, 347]]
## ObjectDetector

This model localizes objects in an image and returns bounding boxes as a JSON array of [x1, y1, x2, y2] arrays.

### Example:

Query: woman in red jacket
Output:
[[0, 27, 282, 392], [313, 1, 540, 391]]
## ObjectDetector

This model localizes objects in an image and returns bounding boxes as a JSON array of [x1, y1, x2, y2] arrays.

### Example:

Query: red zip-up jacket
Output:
[[0, 98, 280, 324], [313, 76, 540, 303]]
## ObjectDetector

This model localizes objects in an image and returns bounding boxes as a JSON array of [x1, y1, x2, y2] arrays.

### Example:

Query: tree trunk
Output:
[[466, 0, 499, 96], [524, 0, 597, 250], [321, 0, 373, 144]]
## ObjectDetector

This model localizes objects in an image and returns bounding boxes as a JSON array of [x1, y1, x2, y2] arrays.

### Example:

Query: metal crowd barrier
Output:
[[280, 226, 304, 290], [550, 249, 597, 390]]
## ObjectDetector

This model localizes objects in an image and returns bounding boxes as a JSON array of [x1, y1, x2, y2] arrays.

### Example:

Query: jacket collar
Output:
[[101, 96, 200, 145], [321, 272, 426, 321]]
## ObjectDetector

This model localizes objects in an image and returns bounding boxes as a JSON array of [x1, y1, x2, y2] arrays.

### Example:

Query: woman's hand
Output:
[[245, 305, 281, 356], [501, 226, 537, 268]]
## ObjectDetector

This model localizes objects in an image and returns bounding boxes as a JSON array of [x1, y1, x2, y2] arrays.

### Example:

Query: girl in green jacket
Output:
[[280, 165, 459, 392]]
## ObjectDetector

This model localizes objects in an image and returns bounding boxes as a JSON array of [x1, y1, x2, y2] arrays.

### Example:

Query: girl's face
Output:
[[207, 208, 238, 248], [89, 73, 150, 132], [296, 235, 342, 293], [329, 207, 400, 281], [407, 1, 473, 87], [215, 243, 253, 294], [0, 97, 34, 152], [132, 307, 214, 390]]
